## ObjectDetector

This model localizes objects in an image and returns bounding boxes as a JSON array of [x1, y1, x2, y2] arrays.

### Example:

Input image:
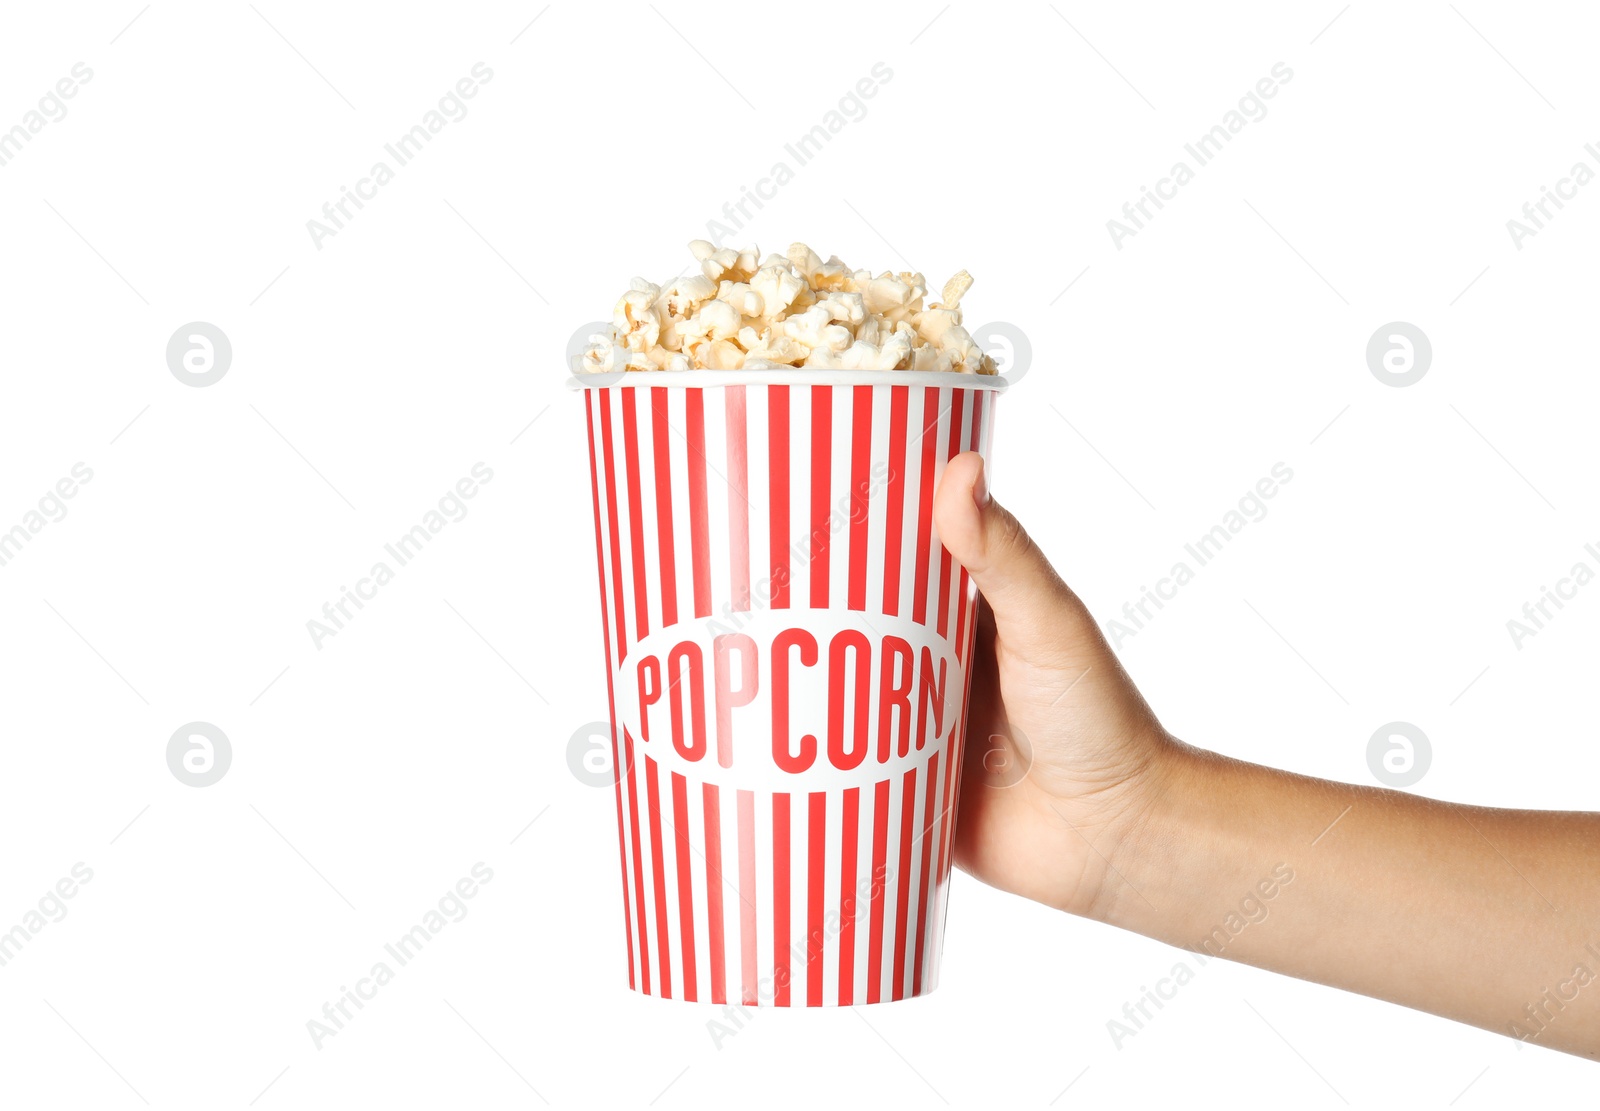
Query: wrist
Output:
[[1078, 734, 1216, 932]]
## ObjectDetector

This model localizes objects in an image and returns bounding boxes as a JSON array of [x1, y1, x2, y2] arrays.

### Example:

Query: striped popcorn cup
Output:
[[578, 368, 1003, 1006]]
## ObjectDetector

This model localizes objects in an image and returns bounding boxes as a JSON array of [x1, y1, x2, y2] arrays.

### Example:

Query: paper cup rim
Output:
[[567, 369, 1011, 392]]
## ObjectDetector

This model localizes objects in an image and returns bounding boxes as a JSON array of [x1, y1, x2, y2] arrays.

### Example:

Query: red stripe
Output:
[[726, 385, 751, 612], [936, 390, 967, 638], [598, 391, 629, 659], [622, 727, 650, 994], [847, 385, 873, 611], [934, 634, 975, 967], [809, 385, 832, 609], [769, 386, 791, 610], [866, 776, 890, 1003], [738, 789, 758, 1005], [955, 392, 984, 660], [773, 792, 791, 1007], [837, 786, 860, 1005], [937, 668, 967, 891], [671, 772, 697, 1001], [621, 389, 650, 640], [585, 391, 635, 989], [891, 766, 918, 1001], [651, 391, 679, 629], [882, 386, 909, 616], [702, 783, 727, 1005], [911, 387, 940, 626], [912, 750, 940, 996], [686, 391, 712, 618], [644, 754, 673, 998], [807, 791, 826, 1006]]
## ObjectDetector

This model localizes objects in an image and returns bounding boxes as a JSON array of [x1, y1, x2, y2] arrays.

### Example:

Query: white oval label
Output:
[[619, 609, 964, 789]]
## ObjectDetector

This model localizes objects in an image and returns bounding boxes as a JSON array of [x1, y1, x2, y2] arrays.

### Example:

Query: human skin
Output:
[[932, 451, 1600, 1061]]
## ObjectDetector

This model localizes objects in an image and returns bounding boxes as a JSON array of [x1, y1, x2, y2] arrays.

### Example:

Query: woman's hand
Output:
[[933, 451, 1177, 919], [934, 450, 1600, 1060]]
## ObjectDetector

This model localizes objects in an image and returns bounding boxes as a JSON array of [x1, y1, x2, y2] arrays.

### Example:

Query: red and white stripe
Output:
[[583, 376, 998, 1005]]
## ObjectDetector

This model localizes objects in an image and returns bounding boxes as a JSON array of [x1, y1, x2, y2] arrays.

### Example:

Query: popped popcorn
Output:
[[574, 242, 998, 375]]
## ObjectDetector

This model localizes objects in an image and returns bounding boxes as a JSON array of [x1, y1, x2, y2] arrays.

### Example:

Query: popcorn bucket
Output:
[[577, 369, 1003, 1005]]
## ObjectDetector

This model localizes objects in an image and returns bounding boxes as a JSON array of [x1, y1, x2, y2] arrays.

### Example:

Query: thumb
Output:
[[933, 452, 1099, 665]]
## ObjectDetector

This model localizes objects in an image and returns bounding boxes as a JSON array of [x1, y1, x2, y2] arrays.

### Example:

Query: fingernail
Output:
[[972, 455, 990, 509]]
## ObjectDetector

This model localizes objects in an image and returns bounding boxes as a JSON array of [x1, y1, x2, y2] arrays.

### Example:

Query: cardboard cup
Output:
[[577, 369, 1004, 1005]]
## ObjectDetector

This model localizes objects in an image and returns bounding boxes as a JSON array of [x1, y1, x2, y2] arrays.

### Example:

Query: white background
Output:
[[1, 1, 1596, 1106]]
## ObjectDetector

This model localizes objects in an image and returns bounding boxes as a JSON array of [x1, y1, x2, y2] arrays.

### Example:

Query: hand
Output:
[[932, 451, 1176, 918], [935, 451, 1600, 1059]]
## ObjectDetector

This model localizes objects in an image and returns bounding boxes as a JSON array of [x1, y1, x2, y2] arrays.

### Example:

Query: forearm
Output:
[[1096, 742, 1600, 1059]]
